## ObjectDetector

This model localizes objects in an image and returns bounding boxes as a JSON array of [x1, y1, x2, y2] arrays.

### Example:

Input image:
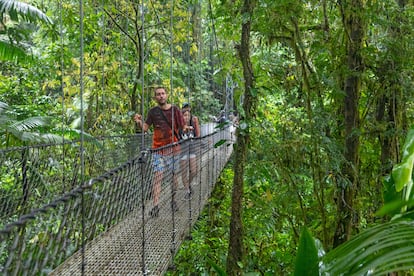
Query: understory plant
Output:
[[294, 127, 414, 275]]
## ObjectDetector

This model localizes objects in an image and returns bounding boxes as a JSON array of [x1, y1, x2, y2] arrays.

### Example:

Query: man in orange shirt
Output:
[[134, 86, 191, 217]]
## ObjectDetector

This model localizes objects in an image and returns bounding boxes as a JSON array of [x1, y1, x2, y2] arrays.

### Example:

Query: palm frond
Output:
[[8, 116, 50, 132], [0, 102, 14, 130], [321, 221, 414, 276], [18, 131, 44, 142], [0, 39, 29, 62], [0, 116, 15, 129], [40, 133, 66, 144], [0, 100, 9, 112], [6, 130, 64, 144], [0, 0, 52, 24]]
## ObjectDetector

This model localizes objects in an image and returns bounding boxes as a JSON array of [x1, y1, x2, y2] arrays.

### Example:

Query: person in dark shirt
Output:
[[134, 86, 190, 217]]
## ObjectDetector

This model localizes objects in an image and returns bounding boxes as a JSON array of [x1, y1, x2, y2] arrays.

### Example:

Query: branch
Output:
[[103, 8, 138, 50]]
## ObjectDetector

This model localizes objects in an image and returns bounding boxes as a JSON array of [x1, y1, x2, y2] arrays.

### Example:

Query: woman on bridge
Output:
[[180, 103, 201, 199]]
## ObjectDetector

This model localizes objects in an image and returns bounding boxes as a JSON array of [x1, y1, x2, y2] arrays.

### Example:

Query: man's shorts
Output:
[[152, 153, 180, 172]]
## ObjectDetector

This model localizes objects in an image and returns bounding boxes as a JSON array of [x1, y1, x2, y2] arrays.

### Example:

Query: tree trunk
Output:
[[226, 0, 256, 274], [333, 0, 364, 247], [376, 77, 400, 177], [376, 0, 408, 177]]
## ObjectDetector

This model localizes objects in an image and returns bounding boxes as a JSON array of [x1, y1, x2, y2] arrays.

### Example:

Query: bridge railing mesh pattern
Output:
[[0, 134, 152, 222], [0, 125, 234, 275]]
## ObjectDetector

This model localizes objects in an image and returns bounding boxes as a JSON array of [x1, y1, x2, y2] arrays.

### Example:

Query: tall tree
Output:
[[226, 0, 256, 274], [333, 0, 365, 247], [375, 0, 409, 179]]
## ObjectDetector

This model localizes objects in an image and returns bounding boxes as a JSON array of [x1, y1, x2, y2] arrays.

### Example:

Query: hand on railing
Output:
[[133, 114, 143, 127]]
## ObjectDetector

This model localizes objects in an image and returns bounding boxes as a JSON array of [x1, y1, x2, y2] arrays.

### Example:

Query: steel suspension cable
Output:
[[58, 0, 66, 193], [100, 0, 106, 128], [78, 0, 86, 273], [139, 1, 148, 274], [207, 0, 222, 69], [168, 0, 179, 264], [169, 0, 175, 143], [140, 3, 146, 152], [185, 4, 193, 238]]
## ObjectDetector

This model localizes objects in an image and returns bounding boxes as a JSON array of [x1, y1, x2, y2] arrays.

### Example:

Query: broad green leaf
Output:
[[8, 116, 50, 132], [375, 200, 406, 217], [294, 227, 319, 276], [322, 221, 414, 276], [206, 258, 227, 276], [392, 128, 414, 192], [382, 175, 400, 208], [0, 0, 52, 24], [0, 40, 28, 62], [0, 0, 52, 62]]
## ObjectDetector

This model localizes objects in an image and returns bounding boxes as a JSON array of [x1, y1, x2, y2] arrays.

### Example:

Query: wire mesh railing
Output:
[[0, 134, 152, 222], [0, 124, 235, 275]]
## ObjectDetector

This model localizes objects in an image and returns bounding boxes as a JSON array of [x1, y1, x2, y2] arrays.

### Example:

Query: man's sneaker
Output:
[[184, 190, 192, 200], [184, 186, 193, 199], [149, 205, 159, 218], [172, 200, 179, 212]]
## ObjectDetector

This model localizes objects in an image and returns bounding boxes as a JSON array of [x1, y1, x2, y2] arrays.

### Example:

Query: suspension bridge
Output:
[[0, 123, 235, 275]]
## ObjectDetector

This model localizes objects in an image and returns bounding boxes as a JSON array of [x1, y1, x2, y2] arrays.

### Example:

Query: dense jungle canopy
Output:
[[1, 0, 414, 274]]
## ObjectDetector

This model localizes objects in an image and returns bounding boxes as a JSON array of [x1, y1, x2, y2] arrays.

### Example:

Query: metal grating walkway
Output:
[[0, 126, 234, 275]]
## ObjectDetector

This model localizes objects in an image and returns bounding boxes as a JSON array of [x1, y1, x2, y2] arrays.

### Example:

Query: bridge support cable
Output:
[[167, 0, 179, 268], [139, 149, 149, 275], [78, 0, 87, 274], [138, 0, 148, 273], [194, 138, 202, 219]]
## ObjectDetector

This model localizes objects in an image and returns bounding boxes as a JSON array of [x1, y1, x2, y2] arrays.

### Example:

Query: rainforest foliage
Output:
[[1, 0, 414, 274]]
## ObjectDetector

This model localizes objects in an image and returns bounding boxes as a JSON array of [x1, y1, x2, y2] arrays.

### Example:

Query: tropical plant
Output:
[[0, 0, 52, 62], [294, 128, 414, 276], [0, 101, 63, 147]]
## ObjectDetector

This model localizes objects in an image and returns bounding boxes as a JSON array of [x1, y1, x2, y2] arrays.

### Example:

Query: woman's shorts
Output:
[[180, 153, 196, 161]]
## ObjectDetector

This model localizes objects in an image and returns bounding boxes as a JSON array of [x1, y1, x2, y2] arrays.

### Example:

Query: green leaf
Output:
[[8, 116, 50, 132], [206, 258, 227, 276], [0, 0, 52, 62], [0, 101, 8, 111], [214, 139, 227, 148], [382, 175, 400, 208], [294, 227, 319, 276], [375, 199, 408, 217], [392, 128, 414, 193], [322, 221, 414, 275], [0, 0, 52, 24], [0, 40, 28, 62]]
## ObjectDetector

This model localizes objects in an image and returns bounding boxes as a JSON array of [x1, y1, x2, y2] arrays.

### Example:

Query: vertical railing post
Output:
[[139, 149, 149, 275]]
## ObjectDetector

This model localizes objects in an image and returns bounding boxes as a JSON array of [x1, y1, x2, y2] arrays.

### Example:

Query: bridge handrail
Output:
[[0, 123, 234, 275]]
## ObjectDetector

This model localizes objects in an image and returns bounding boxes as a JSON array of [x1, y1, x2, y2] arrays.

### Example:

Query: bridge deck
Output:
[[50, 152, 216, 275], [0, 127, 234, 276]]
